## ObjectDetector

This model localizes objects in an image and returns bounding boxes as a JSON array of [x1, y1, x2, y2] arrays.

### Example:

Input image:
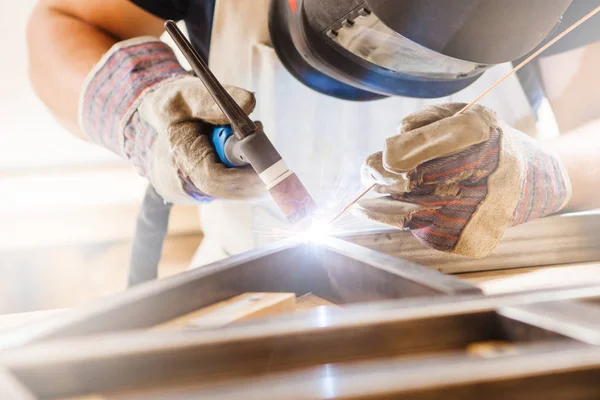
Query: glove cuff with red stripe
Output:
[[78, 37, 186, 173], [78, 37, 263, 205], [356, 103, 572, 258]]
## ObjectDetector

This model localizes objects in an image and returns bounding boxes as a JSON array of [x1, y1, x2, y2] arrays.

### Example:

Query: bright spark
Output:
[[299, 218, 333, 242]]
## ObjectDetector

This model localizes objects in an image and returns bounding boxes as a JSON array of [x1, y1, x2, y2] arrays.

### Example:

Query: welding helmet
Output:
[[269, 0, 573, 101]]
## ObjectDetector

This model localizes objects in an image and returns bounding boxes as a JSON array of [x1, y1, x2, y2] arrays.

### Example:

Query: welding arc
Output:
[[329, 5, 600, 225]]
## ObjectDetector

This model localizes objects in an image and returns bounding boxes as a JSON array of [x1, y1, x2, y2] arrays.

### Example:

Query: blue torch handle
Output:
[[211, 125, 238, 168]]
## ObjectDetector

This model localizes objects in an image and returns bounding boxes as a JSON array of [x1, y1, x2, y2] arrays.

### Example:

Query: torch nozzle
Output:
[[267, 172, 317, 225]]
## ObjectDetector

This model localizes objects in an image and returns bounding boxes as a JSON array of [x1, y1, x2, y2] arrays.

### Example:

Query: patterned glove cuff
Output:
[[510, 131, 572, 225], [78, 37, 186, 156]]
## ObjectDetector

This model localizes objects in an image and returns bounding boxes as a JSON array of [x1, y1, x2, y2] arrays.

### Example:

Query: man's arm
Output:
[[547, 121, 600, 212], [539, 41, 600, 212], [26, 0, 165, 138]]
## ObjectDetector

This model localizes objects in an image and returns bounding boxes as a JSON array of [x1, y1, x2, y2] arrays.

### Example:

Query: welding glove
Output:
[[79, 37, 265, 204], [355, 103, 572, 258]]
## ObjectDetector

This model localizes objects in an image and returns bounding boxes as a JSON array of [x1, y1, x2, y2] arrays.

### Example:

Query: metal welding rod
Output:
[[165, 21, 317, 224]]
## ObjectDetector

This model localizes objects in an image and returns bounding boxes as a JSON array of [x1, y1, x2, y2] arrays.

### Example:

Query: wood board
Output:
[[154, 293, 296, 330], [296, 293, 338, 311], [460, 262, 600, 294]]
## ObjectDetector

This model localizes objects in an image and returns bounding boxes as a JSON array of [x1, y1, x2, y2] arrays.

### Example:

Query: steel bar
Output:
[[4, 286, 600, 398], [164, 21, 256, 138], [131, 343, 600, 400], [342, 211, 600, 274], [0, 236, 477, 349]]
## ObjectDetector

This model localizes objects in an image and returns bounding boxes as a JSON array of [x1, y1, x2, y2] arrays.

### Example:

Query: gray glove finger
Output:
[[139, 76, 256, 129], [361, 152, 410, 194], [352, 196, 432, 229], [189, 84, 256, 126], [400, 103, 467, 133], [194, 157, 266, 200], [169, 122, 265, 200], [384, 104, 494, 174]]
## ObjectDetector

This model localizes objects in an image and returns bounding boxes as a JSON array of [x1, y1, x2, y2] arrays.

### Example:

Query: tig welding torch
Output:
[[165, 21, 317, 224]]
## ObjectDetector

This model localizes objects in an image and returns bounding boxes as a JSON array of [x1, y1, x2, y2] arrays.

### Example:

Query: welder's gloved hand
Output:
[[355, 103, 572, 258], [79, 37, 265, 204]]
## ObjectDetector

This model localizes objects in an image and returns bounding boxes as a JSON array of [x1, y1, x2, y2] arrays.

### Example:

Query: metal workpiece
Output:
[[0, 236, 479, 349], [5, 234, 600, 398], [5, 282, 600, 398], [342, 211, 600, 274]]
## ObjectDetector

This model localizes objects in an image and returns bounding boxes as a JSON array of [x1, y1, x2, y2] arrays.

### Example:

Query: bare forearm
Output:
[[548, 119, 600, 212], [27, 4, 114, 137], [26, 0, 165, 138]]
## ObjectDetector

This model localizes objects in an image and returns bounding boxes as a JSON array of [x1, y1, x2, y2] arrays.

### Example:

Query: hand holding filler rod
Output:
[[329, 5, 600, 225], [165, 21, 317, 225]]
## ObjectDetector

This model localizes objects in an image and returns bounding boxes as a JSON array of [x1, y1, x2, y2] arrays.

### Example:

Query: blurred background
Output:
[[0, 1, 202, 314]]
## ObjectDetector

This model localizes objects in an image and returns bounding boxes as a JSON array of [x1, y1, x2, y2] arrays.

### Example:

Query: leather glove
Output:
[[355, 103, 572, 258], [79, 37, 264, 204]]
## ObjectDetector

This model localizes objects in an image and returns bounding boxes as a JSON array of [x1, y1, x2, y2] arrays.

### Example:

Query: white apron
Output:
[[192, 0, 539, 266]]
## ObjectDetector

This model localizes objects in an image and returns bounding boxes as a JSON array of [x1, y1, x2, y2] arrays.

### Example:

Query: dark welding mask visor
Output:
[[269, 0, 573, 101]]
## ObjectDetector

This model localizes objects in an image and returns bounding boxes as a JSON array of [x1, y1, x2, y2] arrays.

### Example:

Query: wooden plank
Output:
[[465, 341, 518, 358], [296, 294, 338, 311], [460, 262, 600, 294], [342, 211, 600, 274], [155, 293, 296, 330]]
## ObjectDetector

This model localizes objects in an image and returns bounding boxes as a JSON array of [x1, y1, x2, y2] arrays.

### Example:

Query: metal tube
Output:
[[164, 21, 256, 139]]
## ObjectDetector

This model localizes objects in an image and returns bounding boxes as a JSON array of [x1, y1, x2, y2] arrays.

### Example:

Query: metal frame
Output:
[[343, 211, 600, 273], [4, 230, 600, 398], [0, 236, 477, 349], [3, 285, 600, 398]]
